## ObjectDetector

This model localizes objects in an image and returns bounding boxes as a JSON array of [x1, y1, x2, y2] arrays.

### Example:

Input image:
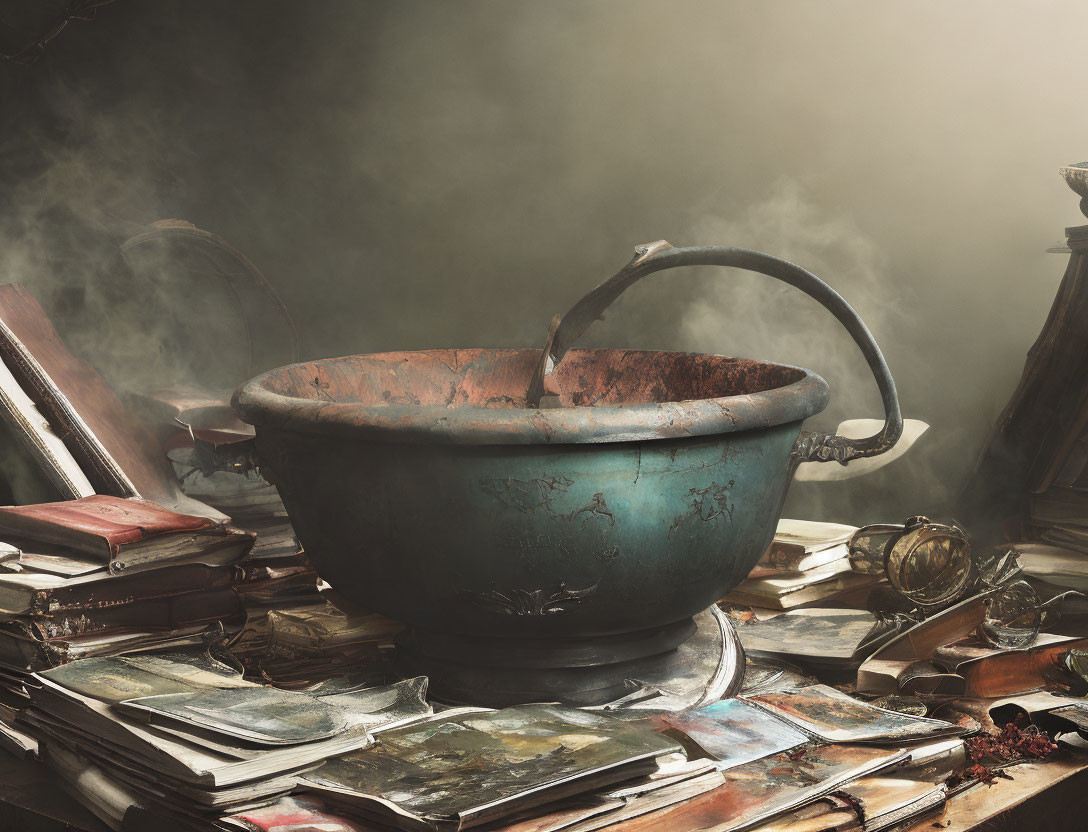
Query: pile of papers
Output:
[[301, 705, 690, 831], [21, 650, 432, 826], [1030, 488, 1088, 553], [0, 634, 978, 832]]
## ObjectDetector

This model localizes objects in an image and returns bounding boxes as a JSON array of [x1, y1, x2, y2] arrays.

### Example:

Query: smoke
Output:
[[2, 1, 1087, 526], [680, 177, 898, 411]]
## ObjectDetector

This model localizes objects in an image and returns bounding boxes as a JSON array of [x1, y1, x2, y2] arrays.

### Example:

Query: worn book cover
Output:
[[319, 676, 431, 733], [599, 743, 910, 832], [118, 685, 348, 746], [734, 558, 852, 594], [757, 542, 851, 573], [931, 633, 1088, 698], [722, 571, 876, 611], [0, 495, 252, 571], [765, 519, 857, 555], [1011, 542, 1088, 590], [5, 551, 104, 577], [0, 349, 94, 501], [655, 698, 809, 770], [0, 558, 244, 618], [26, 658, 374, 786], [736, 609, 896, 668], [0, 624, 215, 672], [742, 684, 963, 744], [301, 704, 682, 831], [862, 596, 988, 664], [267, 601, 404, 652], [31, 586, 240, 640]]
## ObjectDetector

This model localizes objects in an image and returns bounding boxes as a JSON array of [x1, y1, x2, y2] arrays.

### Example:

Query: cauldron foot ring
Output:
[[395, 617, 699, 707]]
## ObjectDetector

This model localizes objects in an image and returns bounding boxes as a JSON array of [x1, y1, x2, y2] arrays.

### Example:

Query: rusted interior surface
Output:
[[255, 348, 805, 410]]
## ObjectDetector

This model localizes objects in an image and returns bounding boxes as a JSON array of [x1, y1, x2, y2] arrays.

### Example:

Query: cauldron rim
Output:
[[232, 348, 830, 445]]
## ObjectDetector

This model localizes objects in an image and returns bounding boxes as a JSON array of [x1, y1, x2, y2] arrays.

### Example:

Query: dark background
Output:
[[1, 1, 1085, 525]]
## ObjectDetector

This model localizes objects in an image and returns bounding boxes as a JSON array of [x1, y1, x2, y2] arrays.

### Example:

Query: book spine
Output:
[[31, 566, 233, 615]]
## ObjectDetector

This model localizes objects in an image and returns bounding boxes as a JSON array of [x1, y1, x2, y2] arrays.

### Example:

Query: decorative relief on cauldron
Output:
[[502, 530, 569, 555], [481, 477, 616, 528], [595, 544, 621, 563], [570, 493, 615, 527], [460, 580, 600, 616], [668, 479, 736, 538], [480, 475, 574, 516]]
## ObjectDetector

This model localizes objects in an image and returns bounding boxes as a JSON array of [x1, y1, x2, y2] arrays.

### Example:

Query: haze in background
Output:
[[1, 1, 1086, 527]]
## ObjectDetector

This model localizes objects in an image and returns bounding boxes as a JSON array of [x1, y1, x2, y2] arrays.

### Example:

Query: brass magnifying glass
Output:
[[849, 516, 973, 610]]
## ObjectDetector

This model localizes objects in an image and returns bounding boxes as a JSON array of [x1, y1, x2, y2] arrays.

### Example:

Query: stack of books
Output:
[[0, 493, 254, 700], [147, 389, 336, 674], [1007, 541, 1088, 596], [721, 519, 877, 611], [1028, 487, 1088, 553], [0, 281, 373, 707], [19, 651, 433, 826], [256, 595, 404, 687], [0, 495, 255, 710]]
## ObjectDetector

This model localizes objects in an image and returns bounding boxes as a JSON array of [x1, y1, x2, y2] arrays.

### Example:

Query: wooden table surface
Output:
[[904, 751, 1088, 832]]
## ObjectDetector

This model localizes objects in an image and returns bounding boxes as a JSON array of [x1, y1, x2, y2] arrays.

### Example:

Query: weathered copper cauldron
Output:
[[233, 243, 902, 705]]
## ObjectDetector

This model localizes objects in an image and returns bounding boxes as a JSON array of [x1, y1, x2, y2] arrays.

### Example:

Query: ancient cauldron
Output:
[[233, 242, 902, 706]]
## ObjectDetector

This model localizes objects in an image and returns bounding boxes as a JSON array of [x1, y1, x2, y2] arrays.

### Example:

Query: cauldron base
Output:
[[396, 607, 741, 708]]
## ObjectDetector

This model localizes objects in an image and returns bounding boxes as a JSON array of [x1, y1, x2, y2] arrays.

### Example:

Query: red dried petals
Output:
[[947, 715, 1058, 787]]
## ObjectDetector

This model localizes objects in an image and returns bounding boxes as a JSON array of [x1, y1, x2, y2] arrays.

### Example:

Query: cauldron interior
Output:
[[252, 348, 806, 410]]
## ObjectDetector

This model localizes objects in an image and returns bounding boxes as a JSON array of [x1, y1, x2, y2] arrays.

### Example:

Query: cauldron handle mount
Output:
[[526, 240, 903, 465]]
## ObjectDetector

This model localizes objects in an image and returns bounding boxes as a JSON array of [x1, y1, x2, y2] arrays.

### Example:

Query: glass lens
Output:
[[979, 580, 1042, 649], [848, 525, 902, 575], [886, 525, 972, 606]]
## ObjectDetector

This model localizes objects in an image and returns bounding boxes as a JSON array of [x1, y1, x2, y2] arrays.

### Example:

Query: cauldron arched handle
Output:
[[526, 240, 903, 465]]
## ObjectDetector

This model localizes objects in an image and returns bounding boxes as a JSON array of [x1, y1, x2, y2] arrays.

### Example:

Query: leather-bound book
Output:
[[932, 633, 1088, 698], [0, 495, 252, 573]]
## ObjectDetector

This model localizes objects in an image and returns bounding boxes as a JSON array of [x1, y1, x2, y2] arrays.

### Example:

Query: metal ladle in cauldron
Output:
[[526, 240, 902, 468]]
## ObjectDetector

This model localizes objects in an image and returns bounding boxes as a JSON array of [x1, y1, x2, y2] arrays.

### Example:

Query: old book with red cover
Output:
[[0, 284, 220, 519], [0, 495, 251, 571]]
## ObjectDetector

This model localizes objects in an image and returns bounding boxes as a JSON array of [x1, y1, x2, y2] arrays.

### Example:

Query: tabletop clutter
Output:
[[3, 508, 1085, 832], [0, 218, 1084, 832]]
